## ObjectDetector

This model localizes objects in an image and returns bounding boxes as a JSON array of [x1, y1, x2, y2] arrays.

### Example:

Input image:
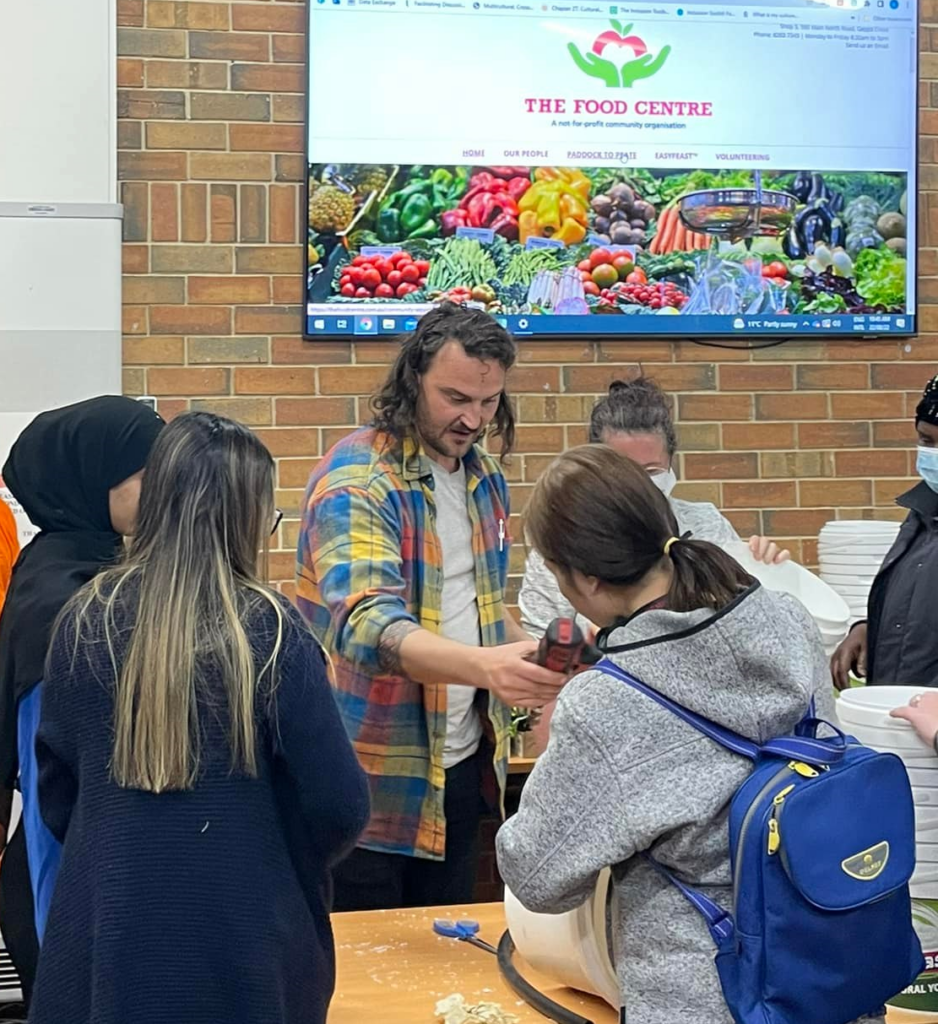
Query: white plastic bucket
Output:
[[820, 554, 889, 570], [504, 869, 619, 1008], [837, 687, 932, 732], [835, 722, 935, 756], [912, 806, 938, 841], [821, 582, 875, 597], [820, 520, 900, 535], [818, 571, 878, 584], [912, 861, 938, 892]]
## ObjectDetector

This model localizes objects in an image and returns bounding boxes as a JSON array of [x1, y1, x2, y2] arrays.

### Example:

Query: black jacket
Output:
[[867, 481, 938, 686]]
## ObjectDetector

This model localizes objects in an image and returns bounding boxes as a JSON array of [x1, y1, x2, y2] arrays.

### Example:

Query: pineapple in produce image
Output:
[[345, 164, 389, 197], [308, 181, 356, 234]]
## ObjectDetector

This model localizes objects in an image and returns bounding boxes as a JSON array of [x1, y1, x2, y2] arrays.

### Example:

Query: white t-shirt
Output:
[[429, 460, 483, 769]]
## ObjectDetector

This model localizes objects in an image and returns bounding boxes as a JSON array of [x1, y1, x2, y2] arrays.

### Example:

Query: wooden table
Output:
[[330, 901, 930, 1024], [507, 756, 537, 775], [329, 901, 615, 1023]]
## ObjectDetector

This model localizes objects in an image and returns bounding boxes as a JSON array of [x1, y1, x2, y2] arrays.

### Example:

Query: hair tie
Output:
[[663, 531, 693, 557]]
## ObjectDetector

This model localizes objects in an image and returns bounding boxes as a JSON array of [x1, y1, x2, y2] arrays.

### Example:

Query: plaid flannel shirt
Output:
[[296, 426, 511, 860]]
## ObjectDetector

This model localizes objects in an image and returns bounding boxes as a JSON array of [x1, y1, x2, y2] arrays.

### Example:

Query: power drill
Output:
[[534, 617, 602, 674]]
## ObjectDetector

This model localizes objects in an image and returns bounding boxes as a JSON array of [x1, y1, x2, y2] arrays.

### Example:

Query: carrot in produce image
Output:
[[655, 205, 677, 253]]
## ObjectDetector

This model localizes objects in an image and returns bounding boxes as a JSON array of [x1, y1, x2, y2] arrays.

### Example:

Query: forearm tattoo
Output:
[[378, 620, 422, 675]]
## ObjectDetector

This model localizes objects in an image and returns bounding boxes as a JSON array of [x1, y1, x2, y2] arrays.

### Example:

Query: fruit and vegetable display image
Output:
[[307, 164, 910, 322]]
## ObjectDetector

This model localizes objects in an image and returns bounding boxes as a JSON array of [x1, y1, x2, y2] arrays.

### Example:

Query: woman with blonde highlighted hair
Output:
[[30, 411, 369, 1024]]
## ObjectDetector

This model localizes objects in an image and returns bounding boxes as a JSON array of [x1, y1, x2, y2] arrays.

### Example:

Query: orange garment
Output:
[[0, 499, 18, 610]]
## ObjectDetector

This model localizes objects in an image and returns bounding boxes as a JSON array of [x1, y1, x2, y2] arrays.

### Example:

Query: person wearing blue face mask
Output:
[[831, 374, 938, 690]]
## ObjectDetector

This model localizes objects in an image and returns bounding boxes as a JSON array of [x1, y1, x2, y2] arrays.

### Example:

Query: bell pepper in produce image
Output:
[[533, 166, 592, 200], [517, 173, 590, 244], [376, 166, 470, 243], [439, 168, 532, 239]]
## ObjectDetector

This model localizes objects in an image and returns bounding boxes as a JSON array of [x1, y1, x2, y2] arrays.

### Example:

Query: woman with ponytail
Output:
[[496, 445, 848, 1024]]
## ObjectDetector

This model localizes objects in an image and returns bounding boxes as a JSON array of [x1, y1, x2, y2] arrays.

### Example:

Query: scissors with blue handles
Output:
[[432, 918, 499, 955]]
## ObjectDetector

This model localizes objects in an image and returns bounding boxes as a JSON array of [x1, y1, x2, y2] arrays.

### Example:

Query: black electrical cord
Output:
[[496, 930, 595, 1024]]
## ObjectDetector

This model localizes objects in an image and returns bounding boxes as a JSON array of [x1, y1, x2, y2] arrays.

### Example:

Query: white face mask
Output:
[[649, 468, 677, 497]]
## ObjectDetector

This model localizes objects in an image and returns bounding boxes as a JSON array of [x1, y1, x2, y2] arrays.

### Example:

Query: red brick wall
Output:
[[118, 0, 938, 598]]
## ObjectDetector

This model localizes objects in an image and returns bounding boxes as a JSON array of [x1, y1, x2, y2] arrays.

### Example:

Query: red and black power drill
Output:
[[534, 617, 602, 673], [519, 619, 602, 733]]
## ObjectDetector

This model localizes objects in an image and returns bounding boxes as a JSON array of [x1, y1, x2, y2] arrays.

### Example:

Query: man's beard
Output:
[[415, 409, 483, 461]]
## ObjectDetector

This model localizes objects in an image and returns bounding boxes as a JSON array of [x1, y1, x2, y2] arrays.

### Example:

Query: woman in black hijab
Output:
[[0, 395, 164, 1004]]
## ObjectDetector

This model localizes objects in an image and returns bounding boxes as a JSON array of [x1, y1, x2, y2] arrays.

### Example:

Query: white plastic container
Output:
[[719, 542, 850, 641], [818, 571, 878, 584], [818, 581, 875, 596], [837, 686, 930, 726], [910, 804, 938, 839], [504, 869, 619, 1008], [820, 521, 900, 535], [820, 554, 889, 570]]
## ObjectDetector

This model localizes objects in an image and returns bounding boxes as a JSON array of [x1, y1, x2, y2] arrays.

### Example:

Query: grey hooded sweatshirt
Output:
[[496, 584, 885, 1024]]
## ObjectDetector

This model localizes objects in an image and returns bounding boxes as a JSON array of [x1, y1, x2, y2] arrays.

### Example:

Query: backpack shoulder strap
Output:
[[640, 853, 735, 949], [595, 658, 840, 766]]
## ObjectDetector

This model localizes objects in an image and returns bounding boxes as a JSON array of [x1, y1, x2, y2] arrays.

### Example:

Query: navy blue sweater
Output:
[[30, 594, 369, 1024]]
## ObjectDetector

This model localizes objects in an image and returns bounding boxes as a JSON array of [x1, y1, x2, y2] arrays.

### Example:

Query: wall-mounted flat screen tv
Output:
[[305, 0, 917, 340]]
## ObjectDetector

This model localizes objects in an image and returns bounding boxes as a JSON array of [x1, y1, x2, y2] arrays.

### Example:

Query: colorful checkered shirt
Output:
[[296, 426, 512, 860]]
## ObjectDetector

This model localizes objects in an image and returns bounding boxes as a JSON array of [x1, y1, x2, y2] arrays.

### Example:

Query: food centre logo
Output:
[[568, 20, 671, 88]]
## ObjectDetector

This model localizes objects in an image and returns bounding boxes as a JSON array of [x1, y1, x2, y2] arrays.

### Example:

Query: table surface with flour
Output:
[[329, 902, 931, 1024]]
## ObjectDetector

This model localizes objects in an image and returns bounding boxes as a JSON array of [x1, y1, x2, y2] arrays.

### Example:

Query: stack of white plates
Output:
[[836, 686, 938, 899], [818, 520, 901, 625], [720, 541, 851, 659]]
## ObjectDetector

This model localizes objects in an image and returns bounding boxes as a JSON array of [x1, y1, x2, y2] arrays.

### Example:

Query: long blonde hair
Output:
[[72, 412, 284, 793]]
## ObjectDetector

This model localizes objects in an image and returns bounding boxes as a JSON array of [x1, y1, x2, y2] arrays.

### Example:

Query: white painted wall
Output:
[[0, 0, 122, 470]]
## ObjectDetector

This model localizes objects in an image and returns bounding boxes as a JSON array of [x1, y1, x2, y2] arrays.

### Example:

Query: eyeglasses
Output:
[[271, 508, 283, 536]]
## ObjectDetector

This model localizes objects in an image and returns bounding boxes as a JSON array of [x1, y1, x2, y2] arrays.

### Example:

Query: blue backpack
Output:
[[598, 659, 924, 1024]]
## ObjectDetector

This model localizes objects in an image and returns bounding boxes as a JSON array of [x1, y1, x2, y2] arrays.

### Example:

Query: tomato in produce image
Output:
[[591, 264, 619, 288], [613, 254, 634, 280]]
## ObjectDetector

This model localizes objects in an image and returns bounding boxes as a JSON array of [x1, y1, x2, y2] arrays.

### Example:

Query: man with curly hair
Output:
[[297, 302, 566, 911]]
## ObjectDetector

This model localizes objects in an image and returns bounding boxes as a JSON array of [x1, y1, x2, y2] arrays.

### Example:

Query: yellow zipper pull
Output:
[[767, 818, 781, 855], [789, 761, 819, 778], [774, 784, 795, 805]]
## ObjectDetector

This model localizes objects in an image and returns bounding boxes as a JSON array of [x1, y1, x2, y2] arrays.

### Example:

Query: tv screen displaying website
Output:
[[305, 0, 917, 339]]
